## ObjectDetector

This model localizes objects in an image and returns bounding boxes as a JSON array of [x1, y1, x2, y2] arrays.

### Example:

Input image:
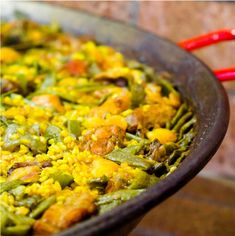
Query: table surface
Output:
[[130, 176, 235, 236]]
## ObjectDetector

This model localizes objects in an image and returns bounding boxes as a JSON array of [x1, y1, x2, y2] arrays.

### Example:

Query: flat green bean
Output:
[[172, 112, 193, 132], [178, 116, 196, 140], [0, 180, 24, 194], [29, 195, 56, 219], [3, 225, 31, 236], [97, 189, 145, 206], [170, 103, 188, 128], [106, 146, 153, 170], [129, 171, 159, 189]]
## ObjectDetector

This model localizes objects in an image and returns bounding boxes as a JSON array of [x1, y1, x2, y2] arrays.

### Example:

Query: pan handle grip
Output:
[[178, 29, 235, 82]]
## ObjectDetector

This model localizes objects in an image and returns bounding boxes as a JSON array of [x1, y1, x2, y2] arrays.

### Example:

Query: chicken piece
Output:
[[79, 125, 125, 155], [8, 166, 40, 183], [126, 104, 176, 134], [8, 161, 52, 175], [89, 90, 131, 118], [33, 192, 96, 236], [32, 94, 64, 112]]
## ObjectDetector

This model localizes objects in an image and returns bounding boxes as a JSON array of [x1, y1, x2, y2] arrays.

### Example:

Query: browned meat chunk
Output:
[[33, 192, 96, 236], [79, 125, 125, 155], [126, 104, 176, 134], [8, 166, 40, 183], [89, 90, 131, 118]]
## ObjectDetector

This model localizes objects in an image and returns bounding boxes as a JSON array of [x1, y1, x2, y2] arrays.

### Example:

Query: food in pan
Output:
[[0, 20, 196, 235]]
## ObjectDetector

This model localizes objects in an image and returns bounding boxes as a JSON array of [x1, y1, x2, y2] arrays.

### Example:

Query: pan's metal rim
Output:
[[1, 2, 230, 236]]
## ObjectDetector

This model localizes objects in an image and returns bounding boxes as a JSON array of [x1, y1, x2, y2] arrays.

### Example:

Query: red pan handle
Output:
[[178, 29, 235, 82]]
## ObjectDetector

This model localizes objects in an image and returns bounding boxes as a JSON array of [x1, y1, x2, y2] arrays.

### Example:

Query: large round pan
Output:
[[1, 2, 233, 236]]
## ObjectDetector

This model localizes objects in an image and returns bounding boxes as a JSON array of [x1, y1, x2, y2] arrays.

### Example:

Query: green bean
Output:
[[170, 103, 188, 128], [97, 189, 145, 205], [0, 206, 33, 236], [126, 132, 144, 142], [50, 172, 74, 189], [0, 180, 24, 194], [67, 120, 81, 138], [174, 151, 189, 167], [98, 200, 122, 214], [0, 210, 8, 231], [155, 77, 179, 96], [3, 124, 21, 151], [8, 212, 34, 226], [0, 204, 35, 226], [129, 171, 159, 189], [88, 176, 108, 193], [9, 185, 26, 201], [178, 128, 195, 150], [16, 195, 41, 209], [129, 171, 150, 189], [29, 195, 56, 219], [178, 116, 196, 140], [74, 84, 106, 92], [172, 112, 193, 132], [130, 82, 145, 108], [165, 121, 171, 129], [3, 124, 47, 154], [167, 150, 182, 165], [3, 225, 31, 236], [45, 125, 61, 142], [106, 146, 153, 170]]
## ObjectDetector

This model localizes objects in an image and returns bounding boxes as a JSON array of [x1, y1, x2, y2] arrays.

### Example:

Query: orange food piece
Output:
[[79, 125, 125, 155], [8, 166, 40, 183], [32, 94, 64, 112], [90, 91, 131, 118], [33, 192, 96, 236], [64, 60, 87, 76]]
